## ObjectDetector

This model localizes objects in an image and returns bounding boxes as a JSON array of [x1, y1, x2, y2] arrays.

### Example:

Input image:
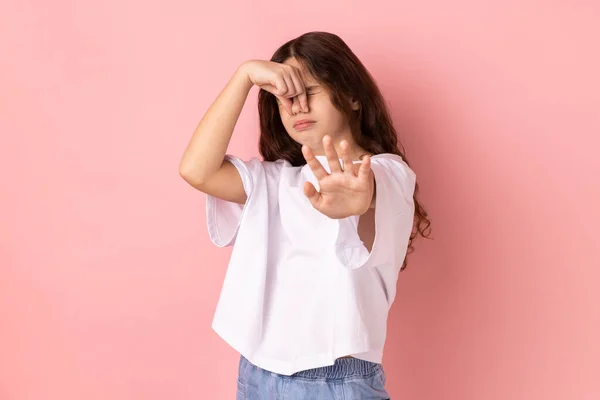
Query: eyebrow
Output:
[[305, 85, 320, 90]]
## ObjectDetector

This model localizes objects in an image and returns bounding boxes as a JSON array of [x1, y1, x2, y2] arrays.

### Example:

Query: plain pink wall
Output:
[[1, 0, 599, 399]]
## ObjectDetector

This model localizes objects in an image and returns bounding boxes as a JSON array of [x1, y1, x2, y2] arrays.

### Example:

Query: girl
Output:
[[180, 31, 430, 399]]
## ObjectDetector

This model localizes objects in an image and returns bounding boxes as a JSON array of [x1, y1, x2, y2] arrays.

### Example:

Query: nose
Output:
[[291, 97, 302, 115]]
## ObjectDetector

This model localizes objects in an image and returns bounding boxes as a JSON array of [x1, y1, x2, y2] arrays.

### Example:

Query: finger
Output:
[[282, 73, 296, 97], [264, 79, 293, 114], [302, 144, 329, 180], [278, 96, 294, 115], [323, 135, 342, 173], [271, 76, 288, 97], [303, 181, 321, 209], [290, 69, 309, 112], [296, 90, 309, 113], [357, 155, 372, 184], [291, 96, 301, 115], [281, 72, 297, 115], [340, 140, 354, 176]]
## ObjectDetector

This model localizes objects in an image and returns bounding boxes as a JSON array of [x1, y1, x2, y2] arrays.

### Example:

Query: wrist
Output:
[[235, 61, 254, 90]]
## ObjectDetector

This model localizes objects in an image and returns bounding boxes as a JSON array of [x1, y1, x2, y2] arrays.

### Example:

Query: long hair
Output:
[[258, 31, 431, 271]]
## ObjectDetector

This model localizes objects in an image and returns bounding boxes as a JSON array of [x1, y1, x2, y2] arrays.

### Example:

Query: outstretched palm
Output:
[[302, 136, 375, 219]]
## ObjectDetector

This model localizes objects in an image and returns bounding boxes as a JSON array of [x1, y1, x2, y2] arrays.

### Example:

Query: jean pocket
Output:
[[236, 378, 246, 399], [237, 376, 247, 389]]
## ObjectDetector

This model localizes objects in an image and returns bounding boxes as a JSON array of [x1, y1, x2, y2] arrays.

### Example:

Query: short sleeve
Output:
[[335, 154, 416, 269], [205, 155, 264, 247]]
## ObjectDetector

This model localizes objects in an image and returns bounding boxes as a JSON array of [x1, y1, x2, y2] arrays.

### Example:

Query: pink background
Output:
[[1, 0, 599, 399]]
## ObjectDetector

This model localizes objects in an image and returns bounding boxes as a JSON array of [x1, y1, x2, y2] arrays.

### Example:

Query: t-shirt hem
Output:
[[213, 322, 383, 376]]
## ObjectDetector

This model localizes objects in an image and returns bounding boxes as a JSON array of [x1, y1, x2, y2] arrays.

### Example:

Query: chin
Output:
[[288, 132, 320, 148], [302, 138, 325, 152]]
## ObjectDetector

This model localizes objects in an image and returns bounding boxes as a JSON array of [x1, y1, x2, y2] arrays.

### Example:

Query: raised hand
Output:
[[242, 60, 309, 115], [302, 136, 375, 219]]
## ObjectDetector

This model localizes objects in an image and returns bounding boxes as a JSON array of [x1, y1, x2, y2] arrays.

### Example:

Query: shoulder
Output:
[[357, 152, 407, 165], [370, 153, 415, 177], [226, 155, 289, 173], [368, 153, 417, 201], [370, 153, 405, 164], [220, 156, 291, 194]]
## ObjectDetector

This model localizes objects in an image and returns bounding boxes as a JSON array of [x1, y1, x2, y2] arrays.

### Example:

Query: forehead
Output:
[[283, 57, 318, 85]]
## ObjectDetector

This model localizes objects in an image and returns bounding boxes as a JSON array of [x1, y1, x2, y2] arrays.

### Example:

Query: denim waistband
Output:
[[290, 357, 382, 380]]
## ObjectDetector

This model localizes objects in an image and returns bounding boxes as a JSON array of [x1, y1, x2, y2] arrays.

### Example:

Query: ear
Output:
[[350, 97, 360, 111]]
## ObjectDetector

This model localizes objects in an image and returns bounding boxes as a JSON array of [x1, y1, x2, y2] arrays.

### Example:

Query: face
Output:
[[277, 57, 359, 154]]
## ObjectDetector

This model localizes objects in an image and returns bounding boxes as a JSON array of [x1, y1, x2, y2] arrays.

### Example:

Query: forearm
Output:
[[179, 63, 254, 183]]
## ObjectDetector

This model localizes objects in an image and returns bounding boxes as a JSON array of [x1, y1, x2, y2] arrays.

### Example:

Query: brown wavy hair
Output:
[[258, 31, 431, 271]]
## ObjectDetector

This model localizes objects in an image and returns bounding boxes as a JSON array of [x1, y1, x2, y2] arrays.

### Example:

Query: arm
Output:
[[178, 63, 254, 205], [179, 60, 308, 205]]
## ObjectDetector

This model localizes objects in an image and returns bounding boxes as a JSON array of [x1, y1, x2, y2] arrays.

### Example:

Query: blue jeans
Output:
[[236, 356, 390, 399]]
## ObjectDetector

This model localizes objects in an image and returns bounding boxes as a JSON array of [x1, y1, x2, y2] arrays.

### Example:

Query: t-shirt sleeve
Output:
[[334, 154, 416, 269], [205, 155, 266, 247]]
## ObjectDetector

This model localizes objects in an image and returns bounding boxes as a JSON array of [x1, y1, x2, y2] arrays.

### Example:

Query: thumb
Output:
[[278, 96, 293, 115], [303, 181, 320, 209]]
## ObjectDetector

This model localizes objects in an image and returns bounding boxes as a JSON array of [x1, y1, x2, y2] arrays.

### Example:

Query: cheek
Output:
[[277, 110, 296, 135], [281, 115, 295, 132], [314, 100, 345, 127], [276, 106, 291, 124]]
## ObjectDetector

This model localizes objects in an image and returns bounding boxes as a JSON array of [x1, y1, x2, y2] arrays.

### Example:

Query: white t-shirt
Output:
[[206, 153, 416, 376]]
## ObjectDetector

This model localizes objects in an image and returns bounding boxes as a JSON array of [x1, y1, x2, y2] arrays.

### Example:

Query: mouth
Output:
[[293, 120, 316, 131]]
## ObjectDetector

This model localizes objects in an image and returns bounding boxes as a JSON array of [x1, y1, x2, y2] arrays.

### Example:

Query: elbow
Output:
[[179, 164, 208, 188]]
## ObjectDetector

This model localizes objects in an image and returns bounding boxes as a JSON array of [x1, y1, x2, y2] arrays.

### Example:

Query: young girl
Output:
[[180, 31, 430, 399]]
